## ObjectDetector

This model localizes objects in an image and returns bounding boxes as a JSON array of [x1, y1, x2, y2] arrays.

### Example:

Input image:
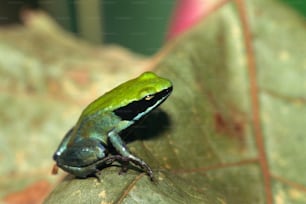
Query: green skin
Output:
[[53, 72, 172, 180]]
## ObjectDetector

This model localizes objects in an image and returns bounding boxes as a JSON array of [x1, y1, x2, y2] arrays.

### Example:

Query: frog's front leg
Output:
[[108, 130, 154, 180]]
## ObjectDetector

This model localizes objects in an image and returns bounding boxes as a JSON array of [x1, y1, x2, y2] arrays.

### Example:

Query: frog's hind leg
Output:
[[91, 155, 125, 181]]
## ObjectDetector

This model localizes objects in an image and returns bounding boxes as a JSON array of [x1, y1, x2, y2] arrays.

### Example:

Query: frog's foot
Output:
[[92, 155, 124, 181], [115, 156, 154, 181], [129, 158, 154, 181], [113, 156, 129, 175], [104, 155, 154, 180]]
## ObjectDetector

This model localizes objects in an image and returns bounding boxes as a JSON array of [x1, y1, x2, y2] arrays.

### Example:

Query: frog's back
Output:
[[66, 72, 172, 145], [79, 72, 172, 121]]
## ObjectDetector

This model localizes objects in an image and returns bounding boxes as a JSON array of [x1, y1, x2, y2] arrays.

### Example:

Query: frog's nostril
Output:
[[53, 153, 60, 161]]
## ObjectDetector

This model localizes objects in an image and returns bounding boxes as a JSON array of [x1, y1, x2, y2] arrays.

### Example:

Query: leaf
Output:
[[44, 0, 306, 203], [0, 11, 146, 202], [1, 0, 306, 203]]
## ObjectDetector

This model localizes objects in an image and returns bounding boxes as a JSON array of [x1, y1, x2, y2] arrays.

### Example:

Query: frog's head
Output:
[[82, 72, 173, 122], [113, 72, 173, 121]]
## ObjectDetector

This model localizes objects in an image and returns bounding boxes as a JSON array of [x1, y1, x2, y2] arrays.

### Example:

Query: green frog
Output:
[[53, 72, 173, 180]]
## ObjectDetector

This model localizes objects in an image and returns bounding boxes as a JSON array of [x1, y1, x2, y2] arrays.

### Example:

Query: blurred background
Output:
[[0, 0, 303, 56], [0, 0, 176, 55], [0, 0, 306, 55]]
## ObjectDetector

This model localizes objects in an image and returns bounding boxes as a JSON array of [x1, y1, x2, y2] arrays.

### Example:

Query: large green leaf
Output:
[[45, 0, 306, 203], [1, 0, 306, 203]]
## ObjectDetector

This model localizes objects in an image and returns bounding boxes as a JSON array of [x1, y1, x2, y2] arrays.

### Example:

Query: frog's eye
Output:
[[145, 94, 154, 101], [139, 87, 155, 100]]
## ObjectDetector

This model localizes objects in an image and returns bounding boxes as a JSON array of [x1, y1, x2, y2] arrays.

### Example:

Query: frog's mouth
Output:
[[114, 86, 173, 122]]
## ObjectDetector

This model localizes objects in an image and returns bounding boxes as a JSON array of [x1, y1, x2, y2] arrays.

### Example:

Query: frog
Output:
[[53, 72, 173, 180]]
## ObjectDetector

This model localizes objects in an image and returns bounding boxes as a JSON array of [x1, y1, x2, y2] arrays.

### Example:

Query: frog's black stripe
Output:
[[114, 87, 172, 121]]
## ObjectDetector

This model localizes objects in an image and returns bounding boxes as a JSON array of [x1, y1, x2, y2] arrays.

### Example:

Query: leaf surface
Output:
[[1, 0, 306, 203], [45, 0, 306, 203]]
